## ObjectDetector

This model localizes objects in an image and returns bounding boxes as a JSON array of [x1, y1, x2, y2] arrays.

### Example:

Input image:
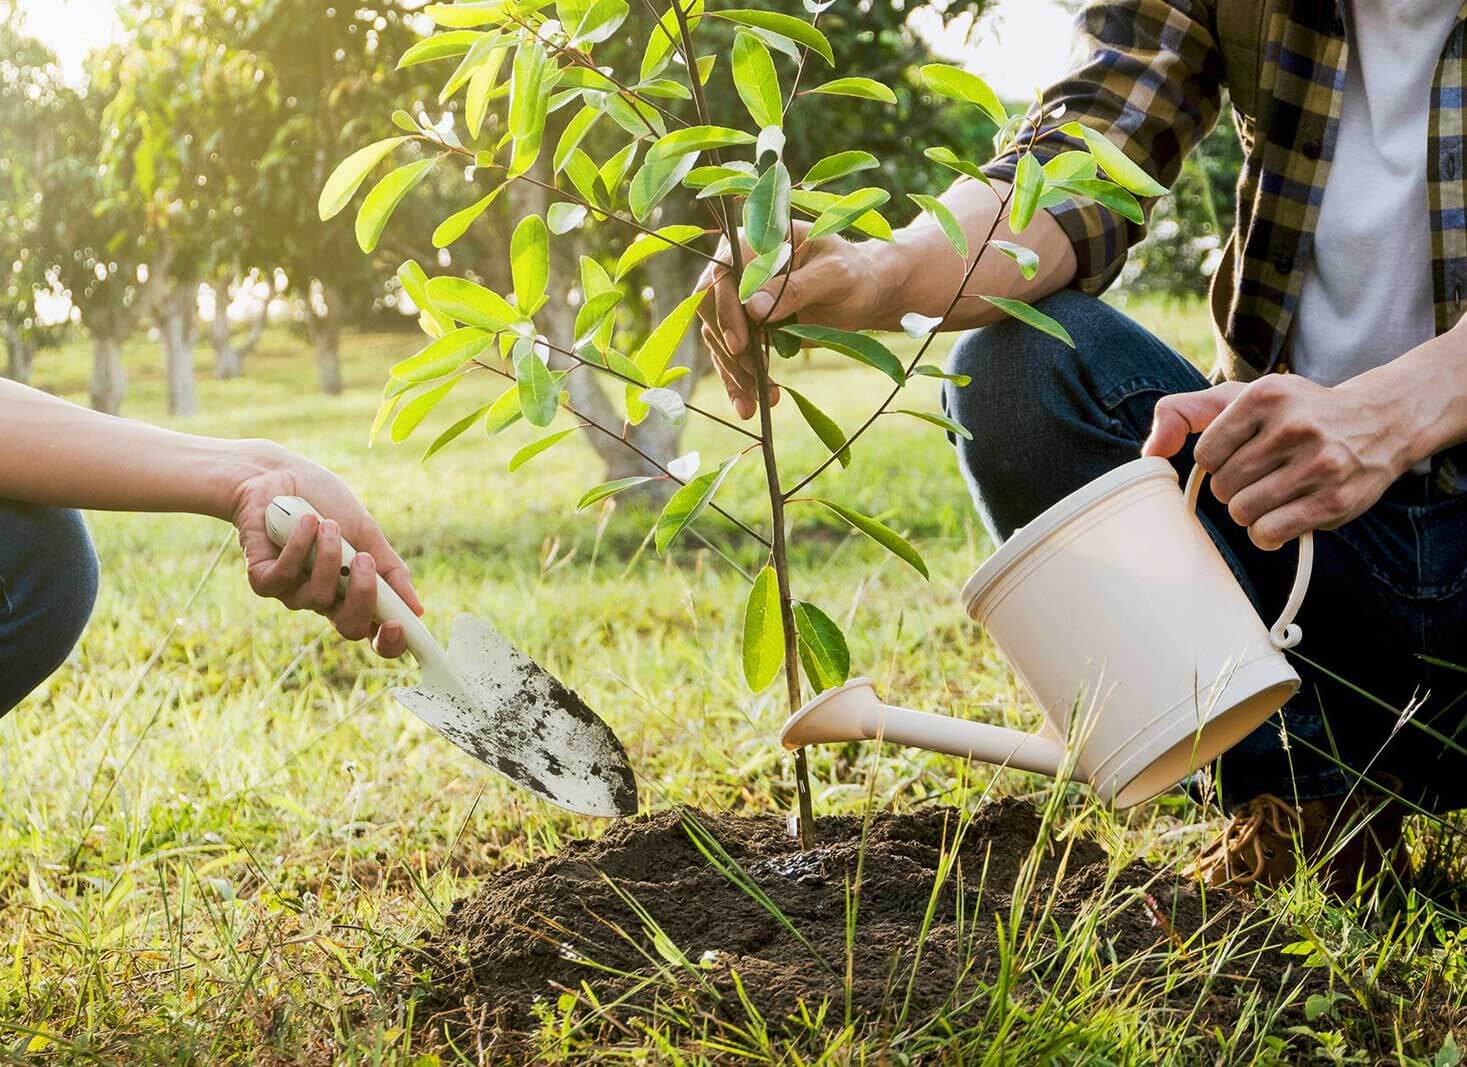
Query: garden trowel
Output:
[[265, 496, 638, 818]]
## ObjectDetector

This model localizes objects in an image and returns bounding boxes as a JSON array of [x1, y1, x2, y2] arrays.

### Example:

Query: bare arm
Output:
[[1, 379, 421, 655], [694, 180, 1077, 419]]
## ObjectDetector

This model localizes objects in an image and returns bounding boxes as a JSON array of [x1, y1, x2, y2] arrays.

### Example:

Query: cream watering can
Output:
[[781, 457, 1312, 808]]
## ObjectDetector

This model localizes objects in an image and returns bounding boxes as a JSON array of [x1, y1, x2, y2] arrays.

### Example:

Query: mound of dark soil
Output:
[[410, 799, 1316, 1045]]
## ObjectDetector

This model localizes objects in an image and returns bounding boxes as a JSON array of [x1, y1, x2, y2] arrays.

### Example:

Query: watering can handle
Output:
[[1184, 467, 1312, 651]]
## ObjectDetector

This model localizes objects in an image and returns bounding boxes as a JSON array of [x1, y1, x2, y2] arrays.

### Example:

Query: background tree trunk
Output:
[[308, 279, 344, 395], [157, 281, 199, 416], [235, 274, 274, 365], [211, 277, 242, 379], [91, 334, 126, 414], [3, 324, 35, 383]]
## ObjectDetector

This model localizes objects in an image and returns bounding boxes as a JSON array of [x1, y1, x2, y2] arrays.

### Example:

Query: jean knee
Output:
[[0, 507, 99, 713]]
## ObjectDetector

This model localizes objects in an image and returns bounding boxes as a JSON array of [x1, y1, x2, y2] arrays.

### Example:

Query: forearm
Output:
[[1345, 325, 1467, 474], [863, 179, 1078, 332], [0, 379, 277, 520]]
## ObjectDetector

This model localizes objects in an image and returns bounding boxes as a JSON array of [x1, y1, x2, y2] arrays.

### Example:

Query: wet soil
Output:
[[409, 799, 1325, 1047]]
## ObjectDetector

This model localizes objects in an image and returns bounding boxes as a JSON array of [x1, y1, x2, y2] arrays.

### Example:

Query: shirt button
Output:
[[1273, 253, 1295, 273], [1302, 140, 1322, 160]]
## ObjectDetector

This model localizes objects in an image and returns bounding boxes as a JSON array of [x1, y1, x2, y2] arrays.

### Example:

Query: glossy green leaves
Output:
[[777, 324, 904, 384], [320, 137, 409, 221], [710, 10, 834, 65], [356, 157, 439, 253], [793, 601, 849, 691], [655, 456, 739, 553], [811, 499, 928, 579], [806, 187, 889, 242], [808, 77, 895, 104], [743, 566, 784, 691], [732, 32, 782, 129], [744, 162, 792, 255], [982, 295, 1075, 347], [920, 64, 1006, 125], [510, 214, 549, 314]]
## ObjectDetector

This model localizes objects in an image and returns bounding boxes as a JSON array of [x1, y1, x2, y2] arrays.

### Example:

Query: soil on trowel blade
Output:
[[410, 799, 1317, 1045]]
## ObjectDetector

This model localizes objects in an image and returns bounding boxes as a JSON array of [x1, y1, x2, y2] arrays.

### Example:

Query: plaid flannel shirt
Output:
[[981, 0, 1467, 489]]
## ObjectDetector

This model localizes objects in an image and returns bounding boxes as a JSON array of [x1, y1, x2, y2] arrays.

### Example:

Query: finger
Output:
[[1225, 465, 1311, 534], [714, 261, 751, 357], [705, 325, 756, 419], [250, 512, 318, 597], [1141, 382, 1247, 461], [304, 519, 344, 613], [1193, 382, 1269, 473], [349, 523, 423, 616], [747, 262, 814, 325], [372, 620, 408, 659], [329, 552, 378, 641], [1247, 492, 1322, 552], [1208, 433, 1288, 505]]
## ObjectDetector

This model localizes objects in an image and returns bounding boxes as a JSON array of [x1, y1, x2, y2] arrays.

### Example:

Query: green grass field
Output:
[[3, 297, 1464, 1063]]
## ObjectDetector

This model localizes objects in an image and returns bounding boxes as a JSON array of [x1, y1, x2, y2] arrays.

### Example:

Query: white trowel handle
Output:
[[264, 496, 441, 663]]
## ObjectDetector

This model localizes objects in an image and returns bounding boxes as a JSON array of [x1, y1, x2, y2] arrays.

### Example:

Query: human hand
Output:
[[694, 221, 886, 419], [1142, 375, 1407, 550], [228, 445, 423, 656]]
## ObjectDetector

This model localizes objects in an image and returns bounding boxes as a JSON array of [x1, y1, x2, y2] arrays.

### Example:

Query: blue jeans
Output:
[[0, 504, 99, 716], [944, 290, 1467, 810]]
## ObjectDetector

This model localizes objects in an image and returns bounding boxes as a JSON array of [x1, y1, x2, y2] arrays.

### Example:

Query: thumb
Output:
[[1141, 382, 1245, 460]]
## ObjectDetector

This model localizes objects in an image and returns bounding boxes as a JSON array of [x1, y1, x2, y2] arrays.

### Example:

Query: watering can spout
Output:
[[781, 678, 1066, 779]]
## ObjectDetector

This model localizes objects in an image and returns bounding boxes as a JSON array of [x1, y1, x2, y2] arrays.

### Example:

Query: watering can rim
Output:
[[960, 456, 1178, 622]]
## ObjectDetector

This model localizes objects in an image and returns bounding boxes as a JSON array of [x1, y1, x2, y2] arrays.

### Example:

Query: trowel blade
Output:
[[389, 614, 638, 818]]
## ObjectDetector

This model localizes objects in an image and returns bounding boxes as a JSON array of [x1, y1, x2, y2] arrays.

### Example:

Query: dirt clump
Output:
[[410, 799, 1316, 1045]]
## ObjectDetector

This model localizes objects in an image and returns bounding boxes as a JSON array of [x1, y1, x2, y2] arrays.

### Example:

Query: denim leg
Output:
[[0, 503, 100, 715], [940, 290, 1359, 806]]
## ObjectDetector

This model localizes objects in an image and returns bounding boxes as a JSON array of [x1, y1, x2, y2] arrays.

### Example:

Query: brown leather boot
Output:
[[1189, 788, 1409, 896]]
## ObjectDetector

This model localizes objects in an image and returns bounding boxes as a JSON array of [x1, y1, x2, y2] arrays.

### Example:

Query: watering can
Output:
[[781, 457, 1312, 808]]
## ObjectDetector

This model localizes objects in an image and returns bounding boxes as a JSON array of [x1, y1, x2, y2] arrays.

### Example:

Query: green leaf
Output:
[[744, 162, 791, 255], [732, 32, 782, 129], [422, 403, 491, 460], [441, 33, 504, 103], [466, 48, 508, 138], [513, 344, 560, 427], [991, 239, 1039, 279], [807, 77, 895, 104], [511, 214, 549, 314], [398, 260, 456, 336], [508, 40, 550, 176], [1010, 152, 1044, 234], [641, 0, 703, 80], [356, 157, 438, 253], [554, 105, 601, 173], [398, 30, 482, 69], [577, 476, 657, 511], [799, 150, 878, 188], [737, 244, 790, 301], [391, 327, 495, 383], [615, 225, 707, 280], [563, 148, 604, 209], [370, 393, 401, 447], [785, 386, 849, 467], [484, 383, 525, 435], [509, 427, 579, 471], [320, 137, 411, 221], [574, 289, 624, 347], [638, 387, 687, 425], [777, 324, 904, 385], [655, 456, 739, 553], [685, 162, 757, 189], [425, 276, 519, 331], [920, 64, 1006, 125], [923, 146, 989, 184], [891, 408, 972, 440], [433, 186, 505, 248], [647, 125, 756, 162], [629, 152, 698, 221], [742, 566, 785, 691], [790, 188, 891, 240], [807, 187, 890, 242], [391, 377, 460, 443], [548, 202, 588, 234], [982, 295, 1075, 347], [910, 364, 971, 386], [425, 1, 528, 27], [811, 499, 928, 579], [633, 288, 707, 384], [1075, 124, 1167, 197], [710, 10, 834, 65], [695, 174, 758, 199], [597, 142, 639, 203], [1050, 178, 1145, 224], [1043, 150, 1097, 182], [567, 0, 628, 45], [907, 194, 967, 259], [793, 601, 849, 690]]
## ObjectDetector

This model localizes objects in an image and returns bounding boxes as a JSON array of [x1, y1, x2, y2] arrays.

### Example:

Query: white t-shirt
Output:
[[1288, 0, 1459, 389]]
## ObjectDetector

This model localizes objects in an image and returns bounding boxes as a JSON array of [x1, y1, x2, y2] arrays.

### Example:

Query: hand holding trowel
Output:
[[265, 496, 638, 818]]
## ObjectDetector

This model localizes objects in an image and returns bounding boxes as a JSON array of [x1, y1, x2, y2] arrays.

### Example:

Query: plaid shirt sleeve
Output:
[[981, 0, 1225, 294]]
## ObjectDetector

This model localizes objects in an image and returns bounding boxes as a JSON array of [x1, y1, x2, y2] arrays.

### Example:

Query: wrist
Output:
[[862, 234, 921, 329], [1340, 354, 1443, 477], [211, 438, 290, 522]]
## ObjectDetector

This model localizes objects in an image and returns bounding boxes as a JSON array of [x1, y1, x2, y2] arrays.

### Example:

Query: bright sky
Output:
[[14, 0, 1076, 96]]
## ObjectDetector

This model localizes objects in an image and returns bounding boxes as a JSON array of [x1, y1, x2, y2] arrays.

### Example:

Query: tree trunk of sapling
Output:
[[90, 333, 126, 414], [158, 281, 200, 417], [211, 277, 242, 380], [309, 280, 345, 396]]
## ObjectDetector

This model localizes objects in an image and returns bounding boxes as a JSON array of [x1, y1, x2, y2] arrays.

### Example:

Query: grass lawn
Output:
[[3, 296, 1464, 1063]]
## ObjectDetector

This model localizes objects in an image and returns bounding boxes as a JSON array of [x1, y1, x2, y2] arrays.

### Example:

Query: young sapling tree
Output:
[[320, 0, 1154, 846]]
